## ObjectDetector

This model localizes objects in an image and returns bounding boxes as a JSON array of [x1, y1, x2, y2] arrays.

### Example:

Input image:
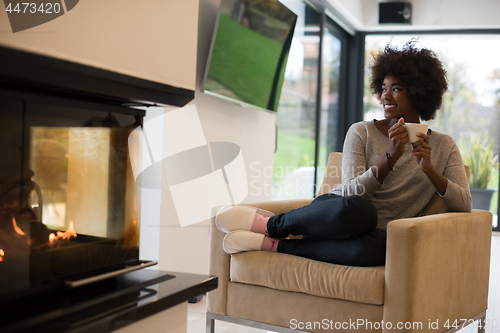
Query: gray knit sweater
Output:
[[331, 120, 472, 230]]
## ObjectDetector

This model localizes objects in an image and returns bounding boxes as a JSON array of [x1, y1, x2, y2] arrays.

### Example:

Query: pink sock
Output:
[[261, 236, 280, 252], [251, 213, 270, 235]]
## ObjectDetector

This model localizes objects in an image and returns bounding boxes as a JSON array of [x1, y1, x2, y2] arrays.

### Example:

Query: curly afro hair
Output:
[[370, 40, 448, 121]]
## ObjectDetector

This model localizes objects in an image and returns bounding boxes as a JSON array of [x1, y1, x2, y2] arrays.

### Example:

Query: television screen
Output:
[[203, 0, 297, 112]]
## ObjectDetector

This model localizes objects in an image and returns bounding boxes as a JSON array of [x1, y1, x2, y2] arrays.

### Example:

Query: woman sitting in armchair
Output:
[[216, 40, 472, 267]]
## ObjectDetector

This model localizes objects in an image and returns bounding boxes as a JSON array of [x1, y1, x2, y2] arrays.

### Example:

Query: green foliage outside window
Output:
[[460, 131, 499, 189]]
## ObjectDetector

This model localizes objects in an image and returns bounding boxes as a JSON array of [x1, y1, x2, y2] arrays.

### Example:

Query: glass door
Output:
[[272, 3, 320, 200], [316, 20, 346, 194]]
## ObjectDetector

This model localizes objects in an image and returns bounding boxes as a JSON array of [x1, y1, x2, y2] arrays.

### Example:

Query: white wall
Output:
[[327, 0, 500, 31], [364, 0, 500, 30], [0, 0, 198, 90], [327, 0, 365, 31], [157, 0, 276, 275], [139, 107, 164, 264]]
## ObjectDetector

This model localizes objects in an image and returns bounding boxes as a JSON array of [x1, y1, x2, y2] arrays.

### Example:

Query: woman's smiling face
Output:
[[381, 75, 419, 122]]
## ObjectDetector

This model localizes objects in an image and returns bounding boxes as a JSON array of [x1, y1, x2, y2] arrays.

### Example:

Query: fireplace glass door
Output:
[[0, 91, 143, 298]]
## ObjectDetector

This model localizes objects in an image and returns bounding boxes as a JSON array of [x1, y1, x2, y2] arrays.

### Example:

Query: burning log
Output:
[[49, 220, 77, 245]]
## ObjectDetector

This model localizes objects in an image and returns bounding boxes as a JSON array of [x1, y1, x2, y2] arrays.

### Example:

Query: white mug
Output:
[[404, 123, 429, 143]]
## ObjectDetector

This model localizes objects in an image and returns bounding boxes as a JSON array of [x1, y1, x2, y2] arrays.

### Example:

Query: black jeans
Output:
[[267, 194, 386, 266]]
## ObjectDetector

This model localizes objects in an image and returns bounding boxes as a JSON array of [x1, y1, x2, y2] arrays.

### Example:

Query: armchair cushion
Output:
[[230, 251, 385, 305]]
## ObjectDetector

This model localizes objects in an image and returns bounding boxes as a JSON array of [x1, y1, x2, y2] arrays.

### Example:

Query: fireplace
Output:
[[0, 46, 217, 333], [0, 93, 148, 296]]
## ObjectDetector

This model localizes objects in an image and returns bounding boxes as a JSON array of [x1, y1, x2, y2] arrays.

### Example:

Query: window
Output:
[[272, 3, 320, 200], [316, 19, 348, 193], [272, 2, 350, 200]]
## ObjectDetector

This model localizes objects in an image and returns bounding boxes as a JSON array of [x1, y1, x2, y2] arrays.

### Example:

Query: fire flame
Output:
[[63, 220, 77, 239], [49, 220, 77, 245], [12, 217, 25, 236], [49, 233, 57, 244], [0, 249, 4, 262]]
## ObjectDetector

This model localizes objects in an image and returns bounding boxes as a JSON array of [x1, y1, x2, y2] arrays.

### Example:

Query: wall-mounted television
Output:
[[202, 0, 297, 112]]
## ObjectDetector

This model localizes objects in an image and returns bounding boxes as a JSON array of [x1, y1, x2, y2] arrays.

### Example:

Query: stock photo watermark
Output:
[[127, 104, 382, 226], [128, 104, 248, 227], [248, 161, 372, 197], [290, 318, 499, 331], [3, 0, 80, 33]]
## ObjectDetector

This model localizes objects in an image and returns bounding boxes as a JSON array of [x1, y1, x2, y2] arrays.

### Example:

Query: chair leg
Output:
[[477, 316, 485, 333], [206, 314, 215, 333]]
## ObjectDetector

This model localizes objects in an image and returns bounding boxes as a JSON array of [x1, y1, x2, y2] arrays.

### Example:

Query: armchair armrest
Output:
[[206, 199, 312, 315], [383, 210, 492, 332]]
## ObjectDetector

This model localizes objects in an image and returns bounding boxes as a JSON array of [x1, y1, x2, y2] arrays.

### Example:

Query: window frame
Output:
[[304, 0, 360, 196]]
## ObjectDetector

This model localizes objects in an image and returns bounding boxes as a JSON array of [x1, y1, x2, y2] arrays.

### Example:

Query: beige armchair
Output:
[[206, 152, 493, 332]]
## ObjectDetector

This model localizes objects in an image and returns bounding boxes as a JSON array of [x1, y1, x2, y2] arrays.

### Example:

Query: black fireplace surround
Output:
[[0, 46, 216, 332]]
